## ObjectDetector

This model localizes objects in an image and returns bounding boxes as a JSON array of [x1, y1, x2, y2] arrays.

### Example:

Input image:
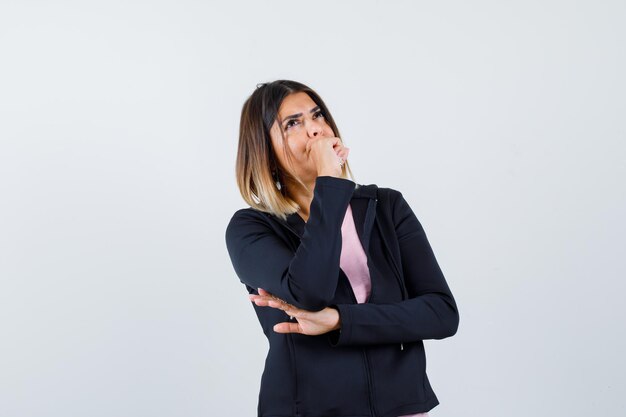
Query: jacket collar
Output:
[[352, 182, 378, 200], [281, 183, 379, 247]]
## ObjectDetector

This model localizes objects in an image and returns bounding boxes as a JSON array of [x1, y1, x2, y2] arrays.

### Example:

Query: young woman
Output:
[[225, 80, 460, 417]]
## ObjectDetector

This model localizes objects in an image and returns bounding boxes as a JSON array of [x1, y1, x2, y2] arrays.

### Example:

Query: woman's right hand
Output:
[[250, 288, 341, 336], [306, 136, 349, 178]]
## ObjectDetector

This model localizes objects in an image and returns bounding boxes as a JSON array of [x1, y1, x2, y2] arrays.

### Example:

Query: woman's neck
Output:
[[286, 178, 316, 222]]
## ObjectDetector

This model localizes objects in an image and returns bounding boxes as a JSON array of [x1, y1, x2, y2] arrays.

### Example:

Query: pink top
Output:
[[340, 204, 429, 417]]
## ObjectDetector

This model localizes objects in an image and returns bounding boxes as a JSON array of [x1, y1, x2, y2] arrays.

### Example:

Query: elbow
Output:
[[434, 299, 460, 340], [447, 309, 460, 337], [433, 316, 459, 340]]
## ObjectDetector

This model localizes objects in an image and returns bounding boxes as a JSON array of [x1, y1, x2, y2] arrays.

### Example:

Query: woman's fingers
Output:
[[248, 291, 337, 335], [273, 322, 303, 334], [249, 289, 300, 317], [335, 145, 349, 163]]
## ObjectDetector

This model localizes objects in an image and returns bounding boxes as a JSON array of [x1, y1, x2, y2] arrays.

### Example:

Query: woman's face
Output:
[[269, 92, 336, 182]]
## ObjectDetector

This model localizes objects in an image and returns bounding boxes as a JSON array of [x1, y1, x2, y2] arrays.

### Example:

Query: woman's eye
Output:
[[285, 112, 323, 130], [285, 120, 299, 130]]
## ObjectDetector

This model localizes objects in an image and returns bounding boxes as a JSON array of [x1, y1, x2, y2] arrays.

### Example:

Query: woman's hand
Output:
[[306, 136, 349, 178], [249, 288, 341, 336]]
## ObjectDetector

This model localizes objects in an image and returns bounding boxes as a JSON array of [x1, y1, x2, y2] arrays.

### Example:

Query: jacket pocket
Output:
[[367, 341, 430, 414]]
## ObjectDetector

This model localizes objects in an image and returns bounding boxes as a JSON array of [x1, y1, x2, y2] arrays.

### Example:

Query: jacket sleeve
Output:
[[328, 189, 460, 346], [225, 176, 356, 311]]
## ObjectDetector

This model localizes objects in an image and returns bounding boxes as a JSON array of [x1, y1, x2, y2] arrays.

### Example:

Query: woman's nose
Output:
[[307, 122, 323, 138]]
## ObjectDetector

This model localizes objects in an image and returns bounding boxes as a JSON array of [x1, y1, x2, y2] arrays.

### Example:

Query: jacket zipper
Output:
[[285, 333, 300, 417], [341, 272, 377, 417], [374, 217, 408, 300], [372, 202, 409, 351], [362, 351, 377, 417], [349, 198, 379, 416]]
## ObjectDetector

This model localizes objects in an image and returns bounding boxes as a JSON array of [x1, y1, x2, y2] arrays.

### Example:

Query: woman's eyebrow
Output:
[[282, 106, 321, 124]]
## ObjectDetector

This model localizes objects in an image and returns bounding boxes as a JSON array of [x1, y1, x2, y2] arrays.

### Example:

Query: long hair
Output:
[[235, 80, 355, 220]]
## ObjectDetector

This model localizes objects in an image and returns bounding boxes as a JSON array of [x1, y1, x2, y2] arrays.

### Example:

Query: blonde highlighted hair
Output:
[[235, 80, 355, 220]]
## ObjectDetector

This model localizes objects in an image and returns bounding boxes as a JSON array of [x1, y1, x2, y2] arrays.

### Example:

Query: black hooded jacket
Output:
[[225, 176, 460, 417]]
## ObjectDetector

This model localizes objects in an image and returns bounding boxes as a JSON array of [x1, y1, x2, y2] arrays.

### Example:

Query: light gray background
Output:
[[1, 1, 624, 416]]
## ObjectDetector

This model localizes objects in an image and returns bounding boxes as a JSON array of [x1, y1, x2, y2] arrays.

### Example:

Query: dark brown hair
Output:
[[235, 80, 355, 220]]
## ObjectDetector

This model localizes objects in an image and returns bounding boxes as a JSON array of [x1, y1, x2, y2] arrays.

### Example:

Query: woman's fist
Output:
[[305, 136, 349, 178]]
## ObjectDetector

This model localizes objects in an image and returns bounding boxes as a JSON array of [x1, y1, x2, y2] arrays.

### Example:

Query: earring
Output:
[[272, 170, 282, 190]]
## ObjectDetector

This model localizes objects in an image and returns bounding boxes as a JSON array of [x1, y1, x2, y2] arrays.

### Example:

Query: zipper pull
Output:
[[400, 342, 404, 351]]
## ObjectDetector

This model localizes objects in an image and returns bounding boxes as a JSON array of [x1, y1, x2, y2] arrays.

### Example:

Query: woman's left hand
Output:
[[249, 288, 341, 336]]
